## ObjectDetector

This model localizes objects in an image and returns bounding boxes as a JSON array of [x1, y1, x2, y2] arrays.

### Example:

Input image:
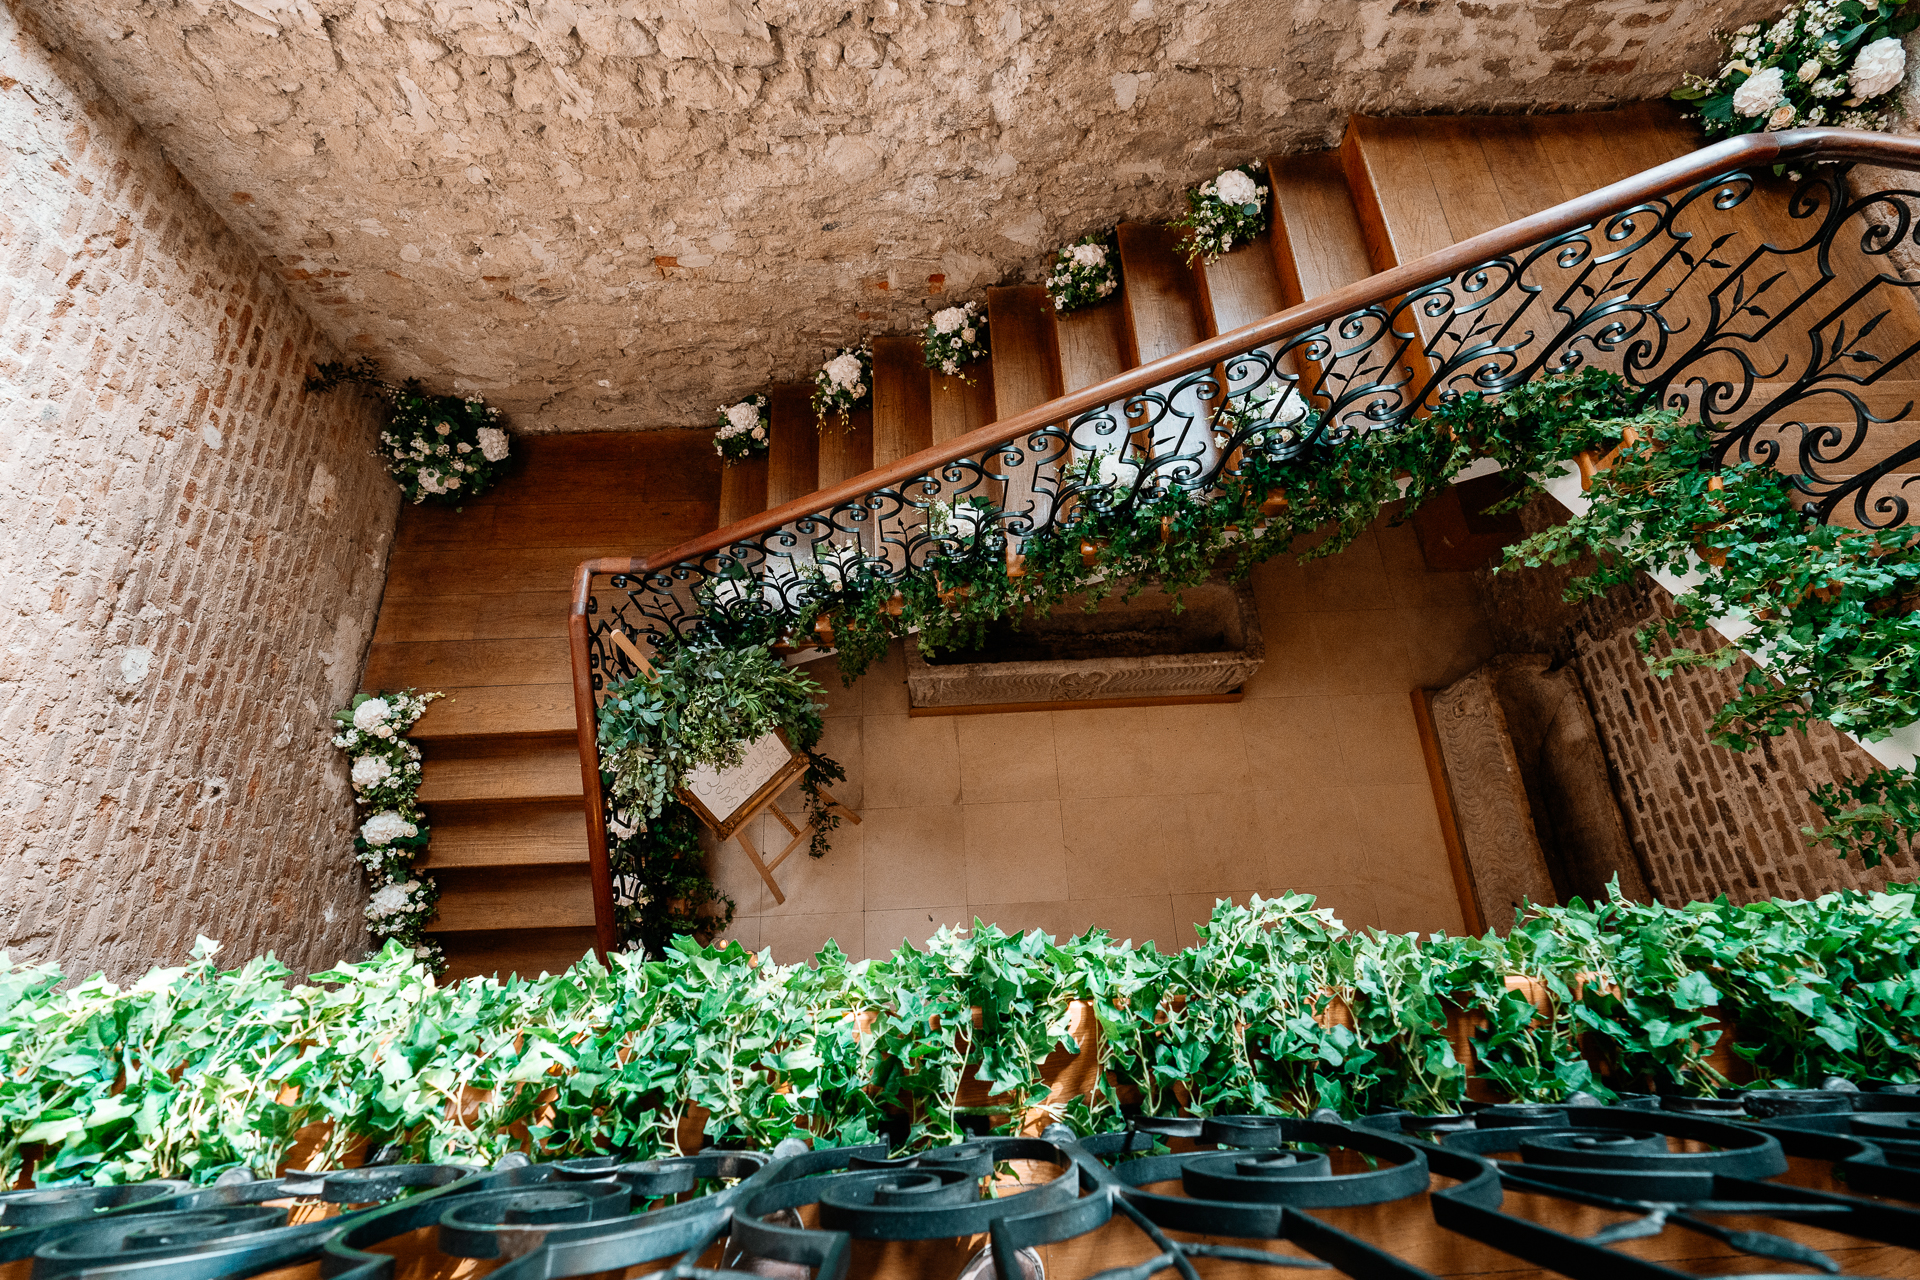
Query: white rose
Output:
[[1767, 102, 1796, 130], [456, 442, 472, 453], [1798, 59, 1822, 83], [960, 327, 975, 342], [1069, 242, 1107, 268], [353, 698, 391, 732], [350, 756, 392, 789], [434, 422, 451, 435], [476, 426, 510, 461], [725, 402, 760, 433], [360, 811, 417, 847], [1214, 168, 1259, 206], [1732, 65, 1787, 116], [931, 306, 967, 335], [1849, 36, 1907, 100], [418, 470, 447, 494], [751, 426, 766, 440]]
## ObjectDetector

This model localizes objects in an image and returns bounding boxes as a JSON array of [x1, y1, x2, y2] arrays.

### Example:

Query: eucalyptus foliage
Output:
[[3, 888, 1914, 1189]]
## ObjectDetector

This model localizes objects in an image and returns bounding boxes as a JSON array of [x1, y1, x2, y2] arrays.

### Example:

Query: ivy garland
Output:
[[329, 690, 445, 971], [308, 358, 513, 506], [1, 887, 1914, 1186], [596, 642, 846, 953]]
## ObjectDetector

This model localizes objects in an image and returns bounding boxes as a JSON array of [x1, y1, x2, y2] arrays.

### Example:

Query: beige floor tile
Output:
[[1252, 783, 1354, 888], [810, 716, 865, 812], [864, 905, 971, 958], [1344, 781, 1448, 862], [704, 827, 775, 917], [1370, 872, 1467, 937], [1049, 706, 1158, 795], [759, 820, 864, 917], [1301, 531, 1393, 611], [713, 913, 762, 953], [758, 912, 865, 965], [861, 714, 962, 808], [1312, 609, 1417, 696], [1067, 895, 1180, 952], [968, 899, 1076, 941], [862, 805, 969, 910], [956, 712, 1061, 803], [1401, 604, 1499, 690], [1169, 790, 1261, 894], [1248, 556, 1312, 615], [800, 654, 863, 718], [1060, 794, 1175, 896], [963, 800, 1068, 903], [1330, 692, 1429, 785], [1239, 696, 1345, 787], [1238, 610, 1332, 698]]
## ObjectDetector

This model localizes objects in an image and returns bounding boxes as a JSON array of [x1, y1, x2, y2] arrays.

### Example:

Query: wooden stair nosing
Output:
[[765, 383, 821, 510], [872, 335, 935, 468]]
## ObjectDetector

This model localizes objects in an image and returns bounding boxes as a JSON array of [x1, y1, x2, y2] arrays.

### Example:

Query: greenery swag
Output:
[[307, 358, 512, 505], [2, 887, 1913, 1187], [596, 642, 846, 954], [330, 690, 445, 971]]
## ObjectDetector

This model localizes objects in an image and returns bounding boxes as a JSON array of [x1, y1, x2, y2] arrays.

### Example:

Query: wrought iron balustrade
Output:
[[4, 1094, 1918, 1280], [570, 127, 1920, 954]]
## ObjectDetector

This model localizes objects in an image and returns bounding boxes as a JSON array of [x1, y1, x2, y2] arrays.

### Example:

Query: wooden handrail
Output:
[[567, 124, 1920, 959]]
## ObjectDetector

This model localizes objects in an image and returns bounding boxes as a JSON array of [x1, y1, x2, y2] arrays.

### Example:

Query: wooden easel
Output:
[[609, 629, 860, 906]]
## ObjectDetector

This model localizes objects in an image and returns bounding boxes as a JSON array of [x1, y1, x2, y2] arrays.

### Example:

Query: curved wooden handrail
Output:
[[567, 123, 1920, 958]]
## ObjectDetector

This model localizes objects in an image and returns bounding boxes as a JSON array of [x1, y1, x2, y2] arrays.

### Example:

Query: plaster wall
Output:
[[0, 1, 397, 981], [30, 0, 1771, 432]]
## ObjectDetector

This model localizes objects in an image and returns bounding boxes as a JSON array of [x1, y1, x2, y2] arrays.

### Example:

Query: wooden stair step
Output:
[[384, 545, 652, 600], [1196, 229, 1286, 338], [931, 356, 995, 445], [426, 865, 597, 933], [1268, 151, 1376, 306], [418, 738, 583, 805], [364, 637, 570, 691], [409, 684, 576, 740], [1056, 298, 1129, 394], [1116, 221, 1219, 463], [817, 404, 874, 490], [718, 455, 769, 528], [985, 286, 1064, 419], [765, 383, 820, 509], [873, 335, 934, 467], [425, 801, 588, 869], [435, 926, 600, 982], [373, 590, 571, 645]]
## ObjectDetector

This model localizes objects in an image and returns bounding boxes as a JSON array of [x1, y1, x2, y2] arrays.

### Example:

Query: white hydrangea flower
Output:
[[1069, 243, 1107, 267], [1815, 76, 1846, 98], [353, 698, 391, 732], [825, 353, 864, 388], [1214, 168, 1259, 206], [350, 755, 392, 789], [476, 426, 510, 461], [1849, 36, 1907, 99], [725, 401, 760, 433], [1732, 65, 1787, 116], [932, 306, 968, 334], [360, 811, 417, 846], [367, 881, 420, 918], [418, 469, 447, 495]]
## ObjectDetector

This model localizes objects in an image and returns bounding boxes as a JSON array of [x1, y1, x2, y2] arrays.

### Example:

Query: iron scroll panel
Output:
[[581, 164, 1920, 689], [7, 1103, 1920, 1280]]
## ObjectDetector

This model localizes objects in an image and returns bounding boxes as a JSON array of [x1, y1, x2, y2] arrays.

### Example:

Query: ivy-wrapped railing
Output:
[[571, 127, 1920, 954]]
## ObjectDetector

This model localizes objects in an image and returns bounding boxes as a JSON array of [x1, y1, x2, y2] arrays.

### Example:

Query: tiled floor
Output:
[[708, 514, 1497, 962]]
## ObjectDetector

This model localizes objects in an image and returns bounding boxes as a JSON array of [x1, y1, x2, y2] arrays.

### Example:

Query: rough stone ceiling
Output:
[[33, 0, 1762, 431]]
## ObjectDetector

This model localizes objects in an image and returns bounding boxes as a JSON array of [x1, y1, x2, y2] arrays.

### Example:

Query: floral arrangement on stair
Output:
[[307, 358, 512, 506], [922, 301, 990, 380], [330, 690, 445, 971], [812, 341, 873, 428], [1673, 0, 1917, 138], [1044, 231, 1121, 312], [596, 641, 845, 955], [2, 886, 1916, 1186], [1172, 163, 1270, 266], [713, 394, 770, 462]]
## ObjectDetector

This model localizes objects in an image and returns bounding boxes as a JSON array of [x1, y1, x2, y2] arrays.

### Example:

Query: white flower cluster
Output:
[[1045, 234, 1120, 313], [713, 394, 771, 462], [370, 386, 512, 506], [330, 688, 445, 968], [1679, 5, 1910, 141], [812, 342, 873, 427], [1172, 163, 1270, 267], [922, 300, 989, 380]]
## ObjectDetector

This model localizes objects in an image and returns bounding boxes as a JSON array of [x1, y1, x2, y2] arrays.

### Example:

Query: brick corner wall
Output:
[[1477, 498, 1918, 905], [0, 2, 400, 981]]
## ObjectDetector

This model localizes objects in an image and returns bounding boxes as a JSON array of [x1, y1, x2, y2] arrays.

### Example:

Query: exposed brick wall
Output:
[[1479, 499, 1918, 905], [0, 2, 398, 982]]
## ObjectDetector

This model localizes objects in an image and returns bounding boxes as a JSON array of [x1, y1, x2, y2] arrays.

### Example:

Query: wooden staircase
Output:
[[361, 103, 1920, 980]]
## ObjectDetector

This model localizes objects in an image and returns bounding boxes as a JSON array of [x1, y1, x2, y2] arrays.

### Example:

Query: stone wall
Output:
[[1479, 498, 1918, 905], [28, 0, 1773, 432], [0, 1, 397, 982]]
